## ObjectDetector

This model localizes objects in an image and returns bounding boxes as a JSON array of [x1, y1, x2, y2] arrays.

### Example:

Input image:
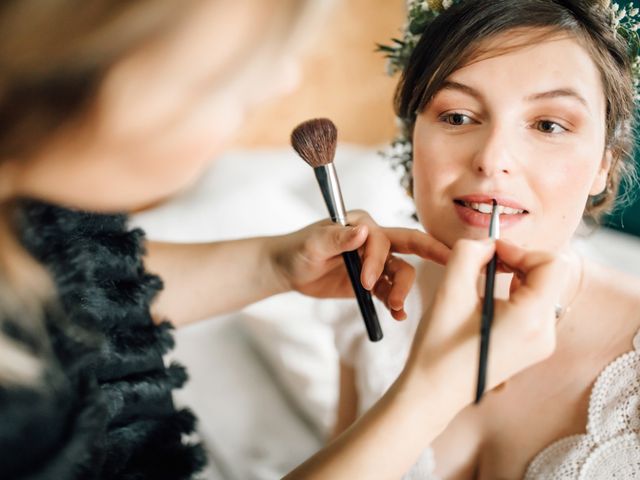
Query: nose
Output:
[[471, 125, 514, 177]]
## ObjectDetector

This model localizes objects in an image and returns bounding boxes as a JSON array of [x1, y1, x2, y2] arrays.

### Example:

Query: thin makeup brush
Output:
[[291, 118, 383, 342], [475, 199, 500, 404]]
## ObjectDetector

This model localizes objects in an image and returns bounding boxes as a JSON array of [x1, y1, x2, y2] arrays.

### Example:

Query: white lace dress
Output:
[[333, 284, 640, 479]]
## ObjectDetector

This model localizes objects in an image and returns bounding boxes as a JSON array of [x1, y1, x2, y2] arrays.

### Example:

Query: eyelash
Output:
[[439, 112, 476, 127], [438, 112, 570, 135], [532, 119, 568, 135]]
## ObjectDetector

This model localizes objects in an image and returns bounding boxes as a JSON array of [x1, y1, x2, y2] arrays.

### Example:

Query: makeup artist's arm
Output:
[[331, 362, 359, 440], [145, 211, 450, 326], [285, 239, 567, 479]]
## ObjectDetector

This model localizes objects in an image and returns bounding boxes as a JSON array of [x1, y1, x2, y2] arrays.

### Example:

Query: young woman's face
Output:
[[412, 29, 612, 252], [14, 0, 303, 211]]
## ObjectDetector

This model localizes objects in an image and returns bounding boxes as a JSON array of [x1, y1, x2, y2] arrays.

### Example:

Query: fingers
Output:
[[385, 256, 415, 313], [305, 224, 369, 261], [383, 228, 451, 265], [373, 276, 393, 312], [361, 227, 391, 290], [495, 240, 568, 306], [371, 256, 416, 320], [439, 239, 496, 303], [344, 211, 450, 287], [495, 240, 554, 275], [342, 211, 390, 289]]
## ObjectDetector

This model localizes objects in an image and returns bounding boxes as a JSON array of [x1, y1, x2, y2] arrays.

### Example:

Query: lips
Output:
[[455, 194, 529, 212], [453, 194, 529, 229]]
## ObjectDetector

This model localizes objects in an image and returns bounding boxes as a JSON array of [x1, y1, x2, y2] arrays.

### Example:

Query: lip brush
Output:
[[475, 199, 500, 403], [291, 118, 383, 342]]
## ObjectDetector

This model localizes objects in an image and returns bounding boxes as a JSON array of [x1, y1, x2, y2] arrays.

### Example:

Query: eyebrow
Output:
[[440, 81, 485, 101], [439, 81, 591, 113], [525, 88, 590, 111]]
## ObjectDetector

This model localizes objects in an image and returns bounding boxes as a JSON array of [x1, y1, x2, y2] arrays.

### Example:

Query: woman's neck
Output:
[[417, 244, 583, 311]]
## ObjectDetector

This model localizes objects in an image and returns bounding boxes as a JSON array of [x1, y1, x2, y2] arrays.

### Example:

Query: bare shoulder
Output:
[[586, 260, 640, 322]]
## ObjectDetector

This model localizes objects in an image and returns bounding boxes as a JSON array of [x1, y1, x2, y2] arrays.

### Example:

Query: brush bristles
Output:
[[291, 118, 338, 168]]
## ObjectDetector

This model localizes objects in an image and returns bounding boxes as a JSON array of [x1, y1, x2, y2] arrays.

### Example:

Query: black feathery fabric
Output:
[[0, 200, 207, 479]]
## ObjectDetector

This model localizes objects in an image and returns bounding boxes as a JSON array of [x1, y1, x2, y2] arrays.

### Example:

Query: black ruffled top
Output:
[[0, 201, 206, 479]]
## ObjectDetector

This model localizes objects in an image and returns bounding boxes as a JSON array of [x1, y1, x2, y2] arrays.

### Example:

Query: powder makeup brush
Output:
[[475, 199, 500, 404], [291, 118, 383, 342]]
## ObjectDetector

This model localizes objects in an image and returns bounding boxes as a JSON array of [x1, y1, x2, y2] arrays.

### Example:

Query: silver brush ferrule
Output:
[[313, 164, 348, 226], [489, 203, 500, 240]]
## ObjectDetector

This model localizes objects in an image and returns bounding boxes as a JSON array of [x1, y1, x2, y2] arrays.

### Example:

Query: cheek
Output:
[[413, 122, 474, 189], [529, 149, 602, 240], [413, 134, 462, 198], [136, 98, 244, 188], [411, 133, 467, 243]]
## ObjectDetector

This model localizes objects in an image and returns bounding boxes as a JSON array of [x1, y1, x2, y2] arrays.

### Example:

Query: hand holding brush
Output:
[[291, 118, 383, 342]]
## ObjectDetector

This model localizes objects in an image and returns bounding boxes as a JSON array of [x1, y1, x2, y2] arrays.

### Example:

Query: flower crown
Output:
[[379, 0, 640, 192]]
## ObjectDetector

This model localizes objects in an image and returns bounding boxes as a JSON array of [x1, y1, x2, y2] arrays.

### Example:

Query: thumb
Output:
[[495, 240, 568, 308], [438, 239, 496, 304], [311, 224, 368, 259]]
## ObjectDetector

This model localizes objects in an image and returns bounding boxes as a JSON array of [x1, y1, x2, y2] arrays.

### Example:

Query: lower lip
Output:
[[453, 202, 528, 229]]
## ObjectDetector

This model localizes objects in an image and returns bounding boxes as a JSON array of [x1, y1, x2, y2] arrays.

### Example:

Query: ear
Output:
[[589, 149, 613, 196]]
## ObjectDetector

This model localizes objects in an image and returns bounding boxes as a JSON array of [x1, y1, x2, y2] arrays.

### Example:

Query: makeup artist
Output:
[[0, 0, 567, 478]]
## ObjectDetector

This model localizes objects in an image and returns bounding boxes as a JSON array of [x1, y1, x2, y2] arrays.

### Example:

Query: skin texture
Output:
[[413, 31, 611, 253], [334, 29, 640, 479], [290, 239, 569, 479]]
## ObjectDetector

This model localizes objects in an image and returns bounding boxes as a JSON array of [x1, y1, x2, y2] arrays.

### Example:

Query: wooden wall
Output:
[[234, 0, 405, 147]]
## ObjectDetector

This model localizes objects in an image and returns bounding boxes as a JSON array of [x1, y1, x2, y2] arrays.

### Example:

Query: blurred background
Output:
[[233, 0, 403, 148]]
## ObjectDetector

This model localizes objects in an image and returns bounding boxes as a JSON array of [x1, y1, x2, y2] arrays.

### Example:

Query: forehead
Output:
[[443, 28, 606, 112]]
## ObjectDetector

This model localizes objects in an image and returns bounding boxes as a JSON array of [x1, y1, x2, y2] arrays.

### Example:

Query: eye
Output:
[[535, 120, 568, 135], [440, 112, 475, 126]]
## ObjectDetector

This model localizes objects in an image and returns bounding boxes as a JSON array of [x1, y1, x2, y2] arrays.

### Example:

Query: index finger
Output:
[[496, 240, 569, 306], [384, 228, 451, 265]]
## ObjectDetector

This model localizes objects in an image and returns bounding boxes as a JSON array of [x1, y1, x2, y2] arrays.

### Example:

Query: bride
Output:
[[332, 1, 640, 478]]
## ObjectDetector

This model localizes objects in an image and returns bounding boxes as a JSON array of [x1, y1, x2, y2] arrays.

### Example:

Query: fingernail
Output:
[[365, 274, 375, 289], [390, 299, 403, 310]]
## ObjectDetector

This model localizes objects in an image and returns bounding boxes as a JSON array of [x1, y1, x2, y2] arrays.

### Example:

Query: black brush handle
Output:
[[475, 252, 498, 404], [342, 250, 383, 342]]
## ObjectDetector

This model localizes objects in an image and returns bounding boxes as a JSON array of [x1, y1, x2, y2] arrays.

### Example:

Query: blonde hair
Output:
[[0, 0, 326, 385], [0, 204, 53, 384]]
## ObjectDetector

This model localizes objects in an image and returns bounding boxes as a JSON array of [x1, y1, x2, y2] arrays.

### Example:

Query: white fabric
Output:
[[332, 271, 442, 478], [165, 315, 323, 480], [336, 270, 640, 480], [524, 329, 640, 479], [131, 146, 640, 479]]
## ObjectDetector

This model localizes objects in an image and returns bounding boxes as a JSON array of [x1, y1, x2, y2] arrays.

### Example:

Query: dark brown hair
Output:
[[395, 0, 637, 220]]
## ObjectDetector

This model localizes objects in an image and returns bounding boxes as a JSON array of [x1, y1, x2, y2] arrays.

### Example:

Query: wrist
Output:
[[400, 341, 477, 422], [262, 235, 294, 296]]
